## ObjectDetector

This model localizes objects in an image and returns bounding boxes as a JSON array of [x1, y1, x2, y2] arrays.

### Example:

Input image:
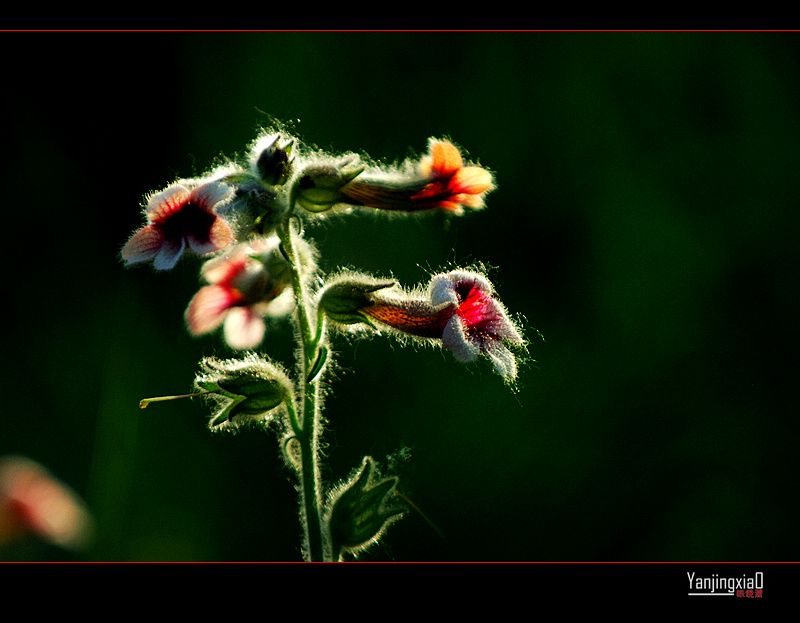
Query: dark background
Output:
[[2, 32, 798, 562]]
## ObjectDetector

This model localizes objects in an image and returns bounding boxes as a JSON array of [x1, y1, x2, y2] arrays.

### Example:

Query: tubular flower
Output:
[[323, 270, 523, 380], [185, 237, 298, 349], [361, 296, 455, 339], [121, 180, 235, 270], [338, 138, 495, 215]]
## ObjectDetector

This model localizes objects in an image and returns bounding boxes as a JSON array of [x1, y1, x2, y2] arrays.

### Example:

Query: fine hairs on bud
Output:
[[315, 269, 397, 328]]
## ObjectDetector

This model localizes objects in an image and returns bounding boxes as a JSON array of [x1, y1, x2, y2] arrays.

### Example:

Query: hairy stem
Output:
[[278, 217, 327, 562]]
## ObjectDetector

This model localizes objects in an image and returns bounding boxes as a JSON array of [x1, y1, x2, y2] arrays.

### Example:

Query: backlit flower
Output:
[[324, 270, 523, 380], [121, 180, 235, 270], [185, 237, 301, 349], [338, 138, 494, 215]]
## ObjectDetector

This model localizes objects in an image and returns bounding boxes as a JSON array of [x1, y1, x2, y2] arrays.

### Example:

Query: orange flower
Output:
[[409, 139, 495, 212], [337, 138, 494, 215]]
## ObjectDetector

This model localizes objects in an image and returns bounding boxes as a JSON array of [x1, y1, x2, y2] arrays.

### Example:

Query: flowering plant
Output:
[[127, 124, 528, 561]]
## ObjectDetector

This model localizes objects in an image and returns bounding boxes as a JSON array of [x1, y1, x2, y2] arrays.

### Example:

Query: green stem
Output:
[[278, 217, 327, 562]]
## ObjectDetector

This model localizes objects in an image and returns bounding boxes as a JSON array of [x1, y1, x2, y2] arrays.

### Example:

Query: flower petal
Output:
[[190, 180, 234, 209], [223, 306, 266, 349], [207, 217, 235, 251], [185, 284, 240, 336], [428, 139, 463, 177], [441, 316, 481, 363], [484, 342, 518, 379], [482, 301, 525, 345], [200, 247, 244, 284], [450, 167, 494, 195], [260, 288, 295, 318], [153, 236, 186, 271], [120, 225, 164, 265], [429, 270, 493, 306], [145, 184, 191, 222]]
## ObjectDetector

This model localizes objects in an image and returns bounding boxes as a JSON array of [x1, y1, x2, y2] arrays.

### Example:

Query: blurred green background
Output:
[[2, 31, 798, 561]]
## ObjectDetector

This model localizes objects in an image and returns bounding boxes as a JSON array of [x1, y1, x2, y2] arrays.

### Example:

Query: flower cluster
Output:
[[121, 134, 493, 270], [123, 125, 530, 561]]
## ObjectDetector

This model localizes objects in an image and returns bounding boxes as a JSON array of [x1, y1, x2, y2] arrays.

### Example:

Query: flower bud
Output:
[[292, 157, 366, 213], [327, 457, 404, 558], [318, 278, 396, 325], [255, 134, 295, 186], [193, 355, 293, 430]]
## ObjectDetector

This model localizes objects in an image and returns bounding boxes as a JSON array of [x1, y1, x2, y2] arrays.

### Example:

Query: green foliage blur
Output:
[[2, 32, 798, 561]]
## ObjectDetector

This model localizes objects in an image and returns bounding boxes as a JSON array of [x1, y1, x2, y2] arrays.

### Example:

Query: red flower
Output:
[[121, 180, 235, 270], [184, 237, 296, 349], [337, 139, 494, 215]]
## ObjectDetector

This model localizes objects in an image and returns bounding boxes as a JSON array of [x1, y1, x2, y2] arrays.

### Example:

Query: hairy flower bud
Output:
[[327, 457, 404, 559], [292, 157, 366, 213], [193, 355, 293, 431], [254, 134, 295, 186], [205, 134, 297, 239], [318, 278, 396, 325]]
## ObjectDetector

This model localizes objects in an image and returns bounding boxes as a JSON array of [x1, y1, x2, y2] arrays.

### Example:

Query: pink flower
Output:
[[0, 455, 93, 550], [184, 237, 296, 350], [121, 180, 235, 270], [428, 270, 524, 379], [336, 270, 523, 379], [336, 139, 494, 215]]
